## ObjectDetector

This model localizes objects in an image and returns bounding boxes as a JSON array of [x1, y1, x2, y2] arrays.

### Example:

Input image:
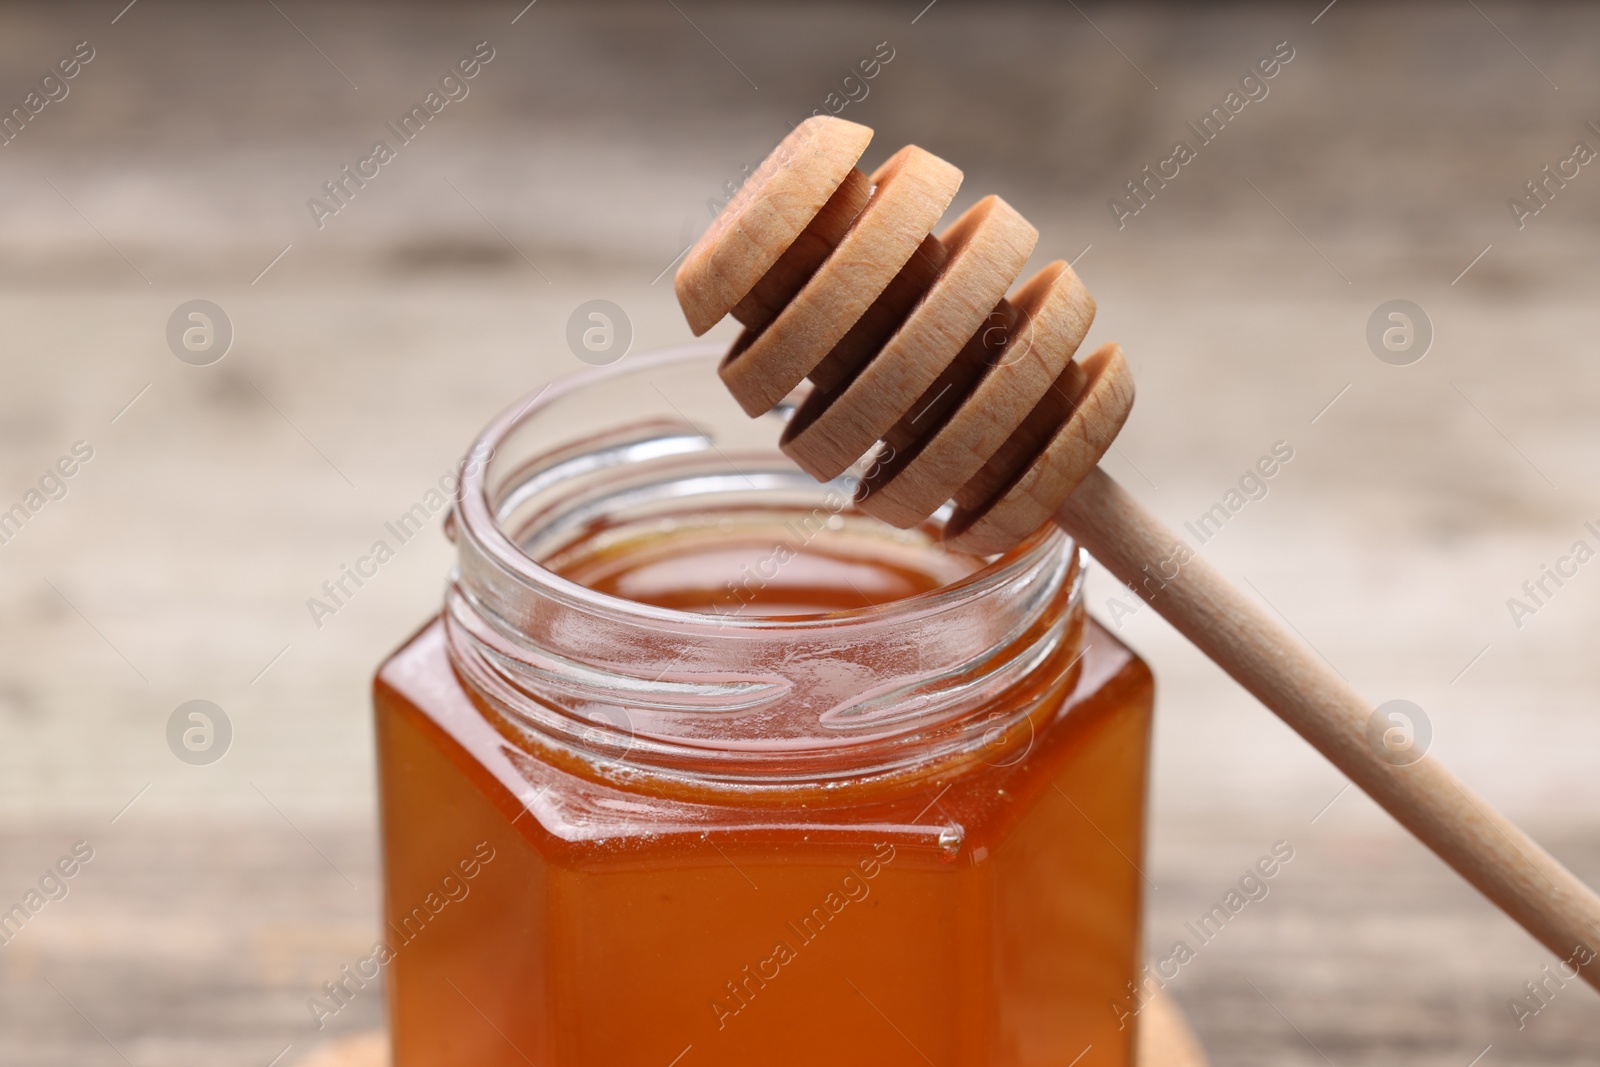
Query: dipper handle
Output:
[[676, 114, 1600, 985], [1059, 466, 1600, 986]]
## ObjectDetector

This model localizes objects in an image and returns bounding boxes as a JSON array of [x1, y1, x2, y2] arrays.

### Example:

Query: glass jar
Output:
[[374, 344, 1154, 1066]]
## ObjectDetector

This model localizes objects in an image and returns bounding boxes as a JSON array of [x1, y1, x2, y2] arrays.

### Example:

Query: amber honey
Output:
[[374, 347, 1153, 1066]]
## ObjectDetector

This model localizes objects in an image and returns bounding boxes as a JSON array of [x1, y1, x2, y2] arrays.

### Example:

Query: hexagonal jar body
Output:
[[374, 347, 1154, 1066]]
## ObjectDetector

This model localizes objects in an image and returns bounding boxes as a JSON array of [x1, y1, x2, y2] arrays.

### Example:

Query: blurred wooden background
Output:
[[2, 1, 1599, 1063]]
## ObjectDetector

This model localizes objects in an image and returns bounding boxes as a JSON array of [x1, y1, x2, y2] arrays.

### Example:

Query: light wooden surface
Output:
[[7, 820, 1599, 1066], [292, 1034, 386, 1067], [286, 989, 1210, 1066], [1058, 468, 1600, 988], [1139, 990, 1211, 1067], [5, 2, 1600, 1063]]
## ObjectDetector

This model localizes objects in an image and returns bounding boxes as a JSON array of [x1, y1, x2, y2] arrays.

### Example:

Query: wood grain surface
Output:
[[4, 2, 1600, 1064], [278, 987, 1210, 1067], [1057, 468, 1600, 990], [6, 821, 1598, 1066]]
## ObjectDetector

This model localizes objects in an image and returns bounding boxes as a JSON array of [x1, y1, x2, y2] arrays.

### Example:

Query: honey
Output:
[[374, 347, 1154, 1066]]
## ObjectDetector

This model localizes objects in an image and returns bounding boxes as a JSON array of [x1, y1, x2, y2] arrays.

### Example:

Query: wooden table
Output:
[[288, 989, 1209, 1067], [4, 2, 1600, 1063]]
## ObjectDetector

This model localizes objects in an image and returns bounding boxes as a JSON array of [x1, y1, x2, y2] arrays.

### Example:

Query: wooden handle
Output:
[[1058, 465, 1600, 985]]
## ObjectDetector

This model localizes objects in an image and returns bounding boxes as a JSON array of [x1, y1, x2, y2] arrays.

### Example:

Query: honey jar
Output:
[[375, 345, 1154, 1065]]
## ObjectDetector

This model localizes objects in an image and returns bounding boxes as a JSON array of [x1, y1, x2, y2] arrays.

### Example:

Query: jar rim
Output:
[[445, 343, 1085, 796], [455, 341, 1067, 633]]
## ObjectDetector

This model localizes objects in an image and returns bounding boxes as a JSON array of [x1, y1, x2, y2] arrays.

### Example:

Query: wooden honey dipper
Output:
[[677, 116, 1600, 987]]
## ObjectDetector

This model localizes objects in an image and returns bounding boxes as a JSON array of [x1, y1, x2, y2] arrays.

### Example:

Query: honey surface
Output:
[[547, 515, 984, 615]]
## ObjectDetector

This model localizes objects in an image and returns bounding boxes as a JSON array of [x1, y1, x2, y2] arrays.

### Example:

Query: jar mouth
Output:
[[446, 343, 1085, 798], [456, 344, 1067, 632]]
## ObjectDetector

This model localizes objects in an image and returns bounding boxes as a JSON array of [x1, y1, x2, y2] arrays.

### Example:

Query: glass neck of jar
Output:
[[443, 344, 1087, 800]]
